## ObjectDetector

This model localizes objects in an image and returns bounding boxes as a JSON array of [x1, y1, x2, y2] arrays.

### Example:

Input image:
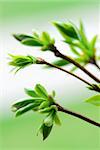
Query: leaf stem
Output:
[[48, 44, 100, 83], [55, 103, 100, 127]]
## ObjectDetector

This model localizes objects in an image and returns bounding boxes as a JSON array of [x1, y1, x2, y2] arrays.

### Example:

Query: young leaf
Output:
[[35, 84, 48, 99], [39, 123, 53, 140], [52, 90, 56, 98], [11, 99, 35, 112], [39, 105, 57, 114], [70, 66, 77, 72], [43, 109, 57, 127], [85, 95, 100, 106], [44, 114, 54, 127], [9, 55, 37, 72], [24, 88, 39, 97], [16, 104, 37, 117], [21, 38, 43, 46], [54, 113, 61, 126], [52, 59, 70, 67], [54, 22, 79, 40], [41, 32, 51, 44], [89, 35, 97, 55], [96, 56, 100, 60], [13, 34, 33, 41], [70, 45, 80, 56], [43, 124, 53, 140], [44, 59, 70, 68], [39, 101, 49, 109], [38, 107, 52, 114], [79, 20, 89, 49]]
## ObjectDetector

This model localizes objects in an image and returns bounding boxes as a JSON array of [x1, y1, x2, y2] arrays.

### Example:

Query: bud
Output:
[[44, 113, 54, 127], [11, 106, 17, 112]]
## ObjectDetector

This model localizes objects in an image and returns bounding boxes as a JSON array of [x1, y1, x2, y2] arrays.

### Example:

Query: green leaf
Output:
[[54, 113, 61, 126], [89, 35, 97, 55], [9, 55, 37, 72], [43, 109, 57, 127], [13, 34, 33, 41], [39, 123, 53, 140], [24, 88, 39, 97], [21, 38, 43, 46], [54, 22, 79, 40], [35, 84, 48, 99], [41, 32, 51, 44], [70, 45, 80, 56], [16, 104, 37, 117], [11, 99, 35, 112], [38, 105, 57, 114], [52, 90, 56, 98], [96, 56, 100, 60], [79, 20, 89, 49], [44, 114, 54, 127], [85, 95, 100, 106], [52, 59, 70, 66], [38, 107, 51, 114], [45, 59, 70, 68], [70, 66, 77, 72], [39, 101, 49, 109]]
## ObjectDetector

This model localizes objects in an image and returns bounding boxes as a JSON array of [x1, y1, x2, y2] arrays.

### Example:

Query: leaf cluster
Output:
[[52, 21, 98, 71], [13, 21, 99, 72], [13, 32, 55, 51], [12, 84, 61, 140]]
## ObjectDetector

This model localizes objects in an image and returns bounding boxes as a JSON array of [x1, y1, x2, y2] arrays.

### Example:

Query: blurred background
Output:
[[0, 0, 100, 150]]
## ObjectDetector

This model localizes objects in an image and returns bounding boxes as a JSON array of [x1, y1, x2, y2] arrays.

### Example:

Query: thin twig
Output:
[[37, 57, 100, 92], [43, 60, 91, 86], [55, 103, 100, 127], [48, 44, 100, 83]]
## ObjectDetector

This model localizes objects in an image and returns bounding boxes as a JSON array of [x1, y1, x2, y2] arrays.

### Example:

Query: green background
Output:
[[0, 0, 100, 150]]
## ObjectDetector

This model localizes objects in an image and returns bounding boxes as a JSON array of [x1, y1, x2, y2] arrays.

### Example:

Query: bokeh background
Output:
[[0, 0, 100, 150]]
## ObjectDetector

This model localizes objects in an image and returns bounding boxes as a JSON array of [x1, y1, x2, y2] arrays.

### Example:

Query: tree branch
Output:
[[55, 103, 100, 127], [37, 58, 100, 93], [48, 44, 100, 83]]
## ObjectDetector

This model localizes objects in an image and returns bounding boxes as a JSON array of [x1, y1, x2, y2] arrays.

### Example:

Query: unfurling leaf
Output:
[[11, 99, 35, 112], [54, 22, 79, 40], [13, 34, 33, 41], [39, 101, 49, 110], [11, 84, 61, 140], [79, 20, 89, 48], [85, 95, 100, 106], [35, 84, 48, 99], [52, 90, 56, 98], [51, 59, 70, 67], [70, 45, 80, 56], [21, 38, 43, 46], [8, 54, 37, 72], [38, 105, 57, 114], [38, 123, 53, 140], [54, 113, 61, 126], [44, 113, 54, 127], [89, 35, 97, 54], [13, 32, 55, 50], [16, 104, 37, 117], [24, 88, 39, 97]]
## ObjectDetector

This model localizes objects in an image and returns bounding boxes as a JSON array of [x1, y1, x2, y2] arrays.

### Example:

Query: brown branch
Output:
[[37, 58, 100, 93], [48, 44, 100, 83], [55, 103, 100, 127]]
